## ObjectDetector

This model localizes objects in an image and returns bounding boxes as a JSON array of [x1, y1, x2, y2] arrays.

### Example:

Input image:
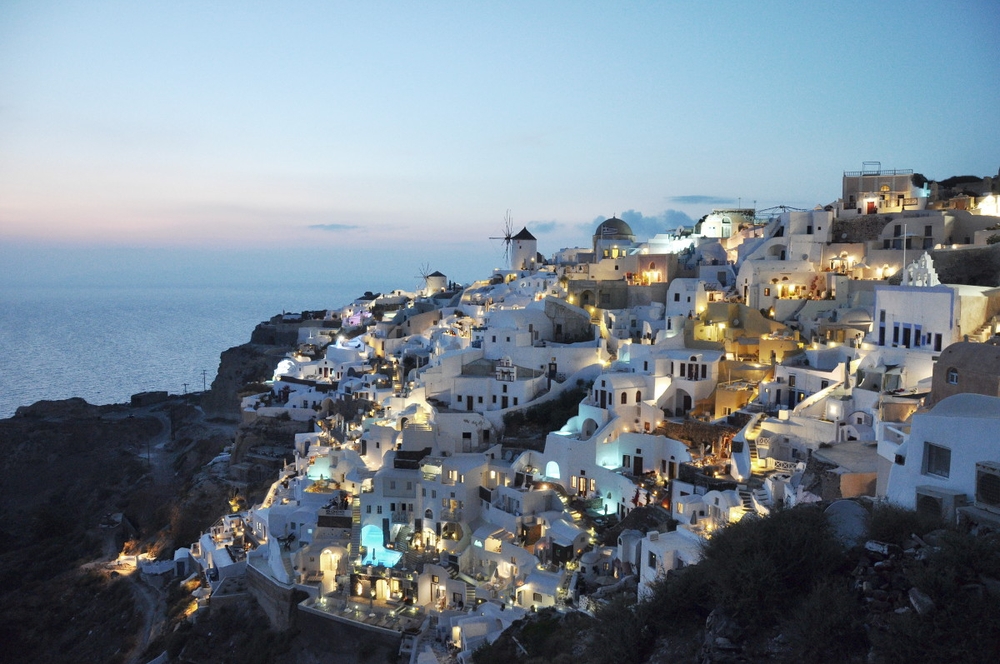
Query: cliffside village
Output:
[[179, 165, 1000, 662]]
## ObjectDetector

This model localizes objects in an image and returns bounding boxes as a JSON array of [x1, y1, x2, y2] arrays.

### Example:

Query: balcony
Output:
[[391, 511, 412, 524], [440, 509, 463, 522]]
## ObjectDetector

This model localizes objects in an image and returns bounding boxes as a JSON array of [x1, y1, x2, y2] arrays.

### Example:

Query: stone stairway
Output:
[[557, 493, 584, 523], [350, 501, 362, 558], [748, 436, 760, 469], [738, 486, 754, 510], [281, 549, 295, 582], [465, 581, 477, 607]]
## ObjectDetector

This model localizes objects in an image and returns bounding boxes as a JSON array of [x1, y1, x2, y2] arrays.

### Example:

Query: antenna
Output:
[[489, 209, 515, 265]]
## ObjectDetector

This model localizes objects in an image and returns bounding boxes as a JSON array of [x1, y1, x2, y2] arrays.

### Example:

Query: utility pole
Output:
[[182, 382, 188, 395], [202, 369, 208, 392]]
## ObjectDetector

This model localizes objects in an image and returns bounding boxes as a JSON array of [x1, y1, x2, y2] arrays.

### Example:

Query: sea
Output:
[[0, 282, 366, 418]]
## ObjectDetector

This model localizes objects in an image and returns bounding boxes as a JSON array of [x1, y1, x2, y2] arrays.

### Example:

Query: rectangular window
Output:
[[914, 326, 921, 347], [478, 396, 483, 403], [680, 363, 686, 377], [892, 323, 900, 346], [764, 287, 770, 296], [701, 364, 707, 379], [673, 293, 680, 302], [902, 325, 911, 348], [366, 506, 371, 514], [648, 551, 657, 568], [377, 505, 383, 514], [924, 442, 951, 478], [533, 592, 542, 602], [934, 333, 942, 352]]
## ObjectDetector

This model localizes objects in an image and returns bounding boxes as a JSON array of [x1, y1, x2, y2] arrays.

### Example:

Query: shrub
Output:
[[778, 577, 867, 663], [867, 502, 945, 546], [698, 505, 846, 630]]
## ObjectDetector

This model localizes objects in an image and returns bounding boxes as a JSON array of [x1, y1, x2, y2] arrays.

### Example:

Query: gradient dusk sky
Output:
[[1, 1, 998, 289]]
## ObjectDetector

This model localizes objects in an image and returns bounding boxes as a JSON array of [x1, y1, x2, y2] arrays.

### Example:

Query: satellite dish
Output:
[[732, 318, 740, 327]]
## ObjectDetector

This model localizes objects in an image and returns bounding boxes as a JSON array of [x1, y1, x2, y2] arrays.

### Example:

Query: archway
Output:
[[545, 461, 561, 479], [581, 418, 599, 439], [320, 546, 346, 596]]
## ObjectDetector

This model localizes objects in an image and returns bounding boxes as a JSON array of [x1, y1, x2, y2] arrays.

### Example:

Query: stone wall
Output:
[[246, 563, 301, 630]]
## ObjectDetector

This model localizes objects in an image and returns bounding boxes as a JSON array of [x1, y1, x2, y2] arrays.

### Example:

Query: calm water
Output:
[[0, 283, 361, 418]]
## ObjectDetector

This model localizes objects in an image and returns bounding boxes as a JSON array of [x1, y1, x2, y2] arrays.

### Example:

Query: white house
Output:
[[885, 394, 1000, 524]]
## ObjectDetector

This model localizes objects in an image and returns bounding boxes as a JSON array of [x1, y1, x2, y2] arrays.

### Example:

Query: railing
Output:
[[391, 511, 411, 524], [440, 509, 462, 522], [843, 168, 913, 177], [771, 459, 800, 473]]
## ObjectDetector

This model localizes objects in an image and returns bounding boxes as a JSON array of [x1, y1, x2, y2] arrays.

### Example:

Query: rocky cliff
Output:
[[200, 342, 289, 418]]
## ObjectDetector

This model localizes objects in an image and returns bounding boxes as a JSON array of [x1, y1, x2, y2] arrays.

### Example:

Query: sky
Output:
[[2, 0, 998, 290]]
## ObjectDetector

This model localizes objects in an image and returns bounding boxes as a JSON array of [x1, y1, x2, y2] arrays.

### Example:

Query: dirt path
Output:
[[123, 572, 167, 664]]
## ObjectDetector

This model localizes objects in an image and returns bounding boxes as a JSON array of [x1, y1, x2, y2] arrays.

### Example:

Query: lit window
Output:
[[924, 442, 951, 478]]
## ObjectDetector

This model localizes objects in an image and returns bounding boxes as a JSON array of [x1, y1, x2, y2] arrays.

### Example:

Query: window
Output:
[[924, 442, 951, 478], [366, 505, 371, 513], [636, 390, 642, 402], [673, 292, 680, 302], [648, 551, 657, 569], [764, 287, 770, 296], [478, 396, 483, 403], [621, 392, 627, 405], [377, 505, 383, 514], [533, 592, 542, 602], [946, 368, 958, 385], [390, 481, 396, 489]]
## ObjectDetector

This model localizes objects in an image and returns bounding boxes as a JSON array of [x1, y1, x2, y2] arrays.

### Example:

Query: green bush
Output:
[[867, 502, 945, 546], [778, 577, 867, 664], [698, 506, 846, 630]]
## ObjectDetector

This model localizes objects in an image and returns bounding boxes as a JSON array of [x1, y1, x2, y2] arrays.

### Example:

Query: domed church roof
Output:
[[595, 216, 635, 239]]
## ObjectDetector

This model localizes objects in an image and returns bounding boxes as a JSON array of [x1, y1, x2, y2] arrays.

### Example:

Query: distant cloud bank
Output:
[[309, 223, 361, 232], [669, 195, 738, 206], [527, 221, 560, 234]]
